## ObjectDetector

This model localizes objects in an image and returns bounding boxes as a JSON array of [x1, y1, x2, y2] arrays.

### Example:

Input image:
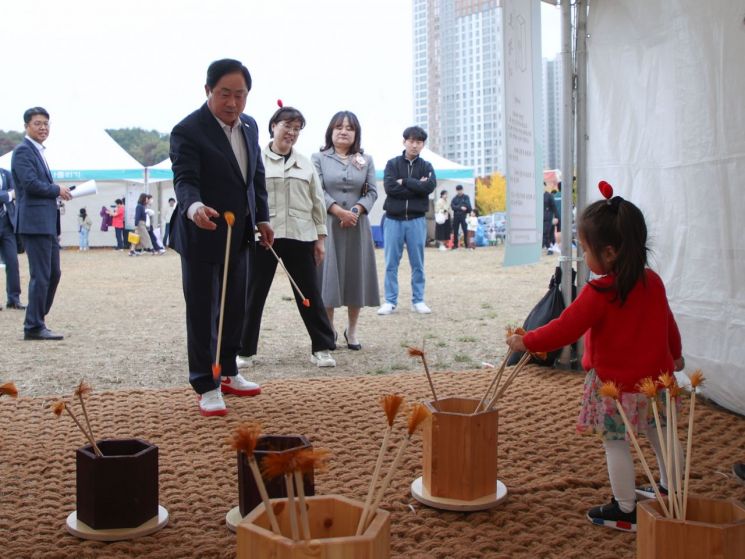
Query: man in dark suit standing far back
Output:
[[11, 107, 72, 340], [170, 59, 274, 417], [0, 167, 25, 311]]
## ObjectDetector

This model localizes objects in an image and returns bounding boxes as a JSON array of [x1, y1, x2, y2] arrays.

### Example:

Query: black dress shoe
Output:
[[6, 302, 26, 310], [344, 329, 361, 351], [24, 328, 64, 340]]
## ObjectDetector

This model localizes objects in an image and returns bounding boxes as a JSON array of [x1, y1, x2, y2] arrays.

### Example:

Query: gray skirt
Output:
[[318, 214, 379, 308]]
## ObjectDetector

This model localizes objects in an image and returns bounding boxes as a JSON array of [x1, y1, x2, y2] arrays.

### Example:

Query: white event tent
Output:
[[0, 117, 145, 247], [578, 0, 745, 415], [148, 144, 475, 245]]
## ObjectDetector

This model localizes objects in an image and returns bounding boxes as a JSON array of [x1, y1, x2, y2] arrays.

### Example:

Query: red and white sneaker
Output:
[[197, 388, 227, 417], [221, 373, 262, 397]]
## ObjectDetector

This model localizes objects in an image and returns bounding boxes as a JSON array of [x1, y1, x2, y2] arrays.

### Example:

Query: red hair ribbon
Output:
[[277, 99, 283, 108], [598, 180, 613, 200]]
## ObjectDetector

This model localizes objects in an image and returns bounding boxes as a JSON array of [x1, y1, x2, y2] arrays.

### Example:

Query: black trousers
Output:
[[240, 238, 335, 357], [22, 234, 60, 332], [452, 214, 468, 249], [0, 215, 21, 304], [181, 250, 246, 395], [542, 219, 553, 248]]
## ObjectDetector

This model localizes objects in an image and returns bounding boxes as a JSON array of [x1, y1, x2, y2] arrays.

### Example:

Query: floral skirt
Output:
[[576, 370, 670, 441]]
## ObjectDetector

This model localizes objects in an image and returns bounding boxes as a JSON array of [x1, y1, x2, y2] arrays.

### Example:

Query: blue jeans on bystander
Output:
[[383, 216, 427, 306]]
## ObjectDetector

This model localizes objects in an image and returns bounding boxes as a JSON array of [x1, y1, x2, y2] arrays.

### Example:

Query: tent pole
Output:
[[556, 0, 575, 367], [573, 0, 590, 364]]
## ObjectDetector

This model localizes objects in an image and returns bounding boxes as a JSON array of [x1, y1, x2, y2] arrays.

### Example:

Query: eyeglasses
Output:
[[278, 121, 302, 134]]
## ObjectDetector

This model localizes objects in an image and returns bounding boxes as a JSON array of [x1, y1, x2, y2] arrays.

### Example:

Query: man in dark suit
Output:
[[11, 107, 72, 340], [0, 168, 24, 310], [170, 59, 274, 417]]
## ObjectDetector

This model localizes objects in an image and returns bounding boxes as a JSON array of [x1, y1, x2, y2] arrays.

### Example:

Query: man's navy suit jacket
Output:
[[0, 168, 18, 231], [169, 103, 269, 263], [11, 138, 60, 236]]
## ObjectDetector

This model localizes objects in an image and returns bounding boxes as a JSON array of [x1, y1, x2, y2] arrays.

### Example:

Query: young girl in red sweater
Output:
[[507, 181, 684, 532]]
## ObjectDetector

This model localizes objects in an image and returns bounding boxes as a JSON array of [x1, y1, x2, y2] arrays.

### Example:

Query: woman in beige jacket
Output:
[[237, 104, 337, 369]]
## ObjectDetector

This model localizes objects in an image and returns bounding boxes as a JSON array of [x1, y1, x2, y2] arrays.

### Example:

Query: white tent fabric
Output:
[[0, 118, 145, 247], [587, 0, 745, 415], [148, 145, 475, 228], [0, 117, 143, 181]]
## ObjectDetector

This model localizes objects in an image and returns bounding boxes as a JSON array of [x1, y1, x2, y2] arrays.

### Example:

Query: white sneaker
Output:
[[197, 388, 227, 417], [311, 350, 336, 367], [377, 302, 397, 315], [236, 355, 254, 369], [411, 302, 432, 314], [221, 373, 261, 396], [438, 244, 447, 251]]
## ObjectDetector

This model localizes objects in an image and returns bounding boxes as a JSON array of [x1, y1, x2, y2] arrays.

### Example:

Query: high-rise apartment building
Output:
[[541, 57, 561, 170], [413, 0, 505, 177]]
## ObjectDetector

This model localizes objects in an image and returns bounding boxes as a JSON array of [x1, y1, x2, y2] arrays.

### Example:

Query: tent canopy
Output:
[[0, 116, 144, 181], [148, 144, 473, 183], [587, 0, 745, 415]]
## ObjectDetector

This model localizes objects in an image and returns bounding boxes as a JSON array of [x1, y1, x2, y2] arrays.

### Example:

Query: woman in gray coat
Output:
[[312, 111, 379, 350]]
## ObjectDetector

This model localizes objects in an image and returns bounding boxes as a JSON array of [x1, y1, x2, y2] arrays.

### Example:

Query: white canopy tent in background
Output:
[[0, 116, 144, 247], [148, 144, 475, 238], [583, 0, 745, 415]]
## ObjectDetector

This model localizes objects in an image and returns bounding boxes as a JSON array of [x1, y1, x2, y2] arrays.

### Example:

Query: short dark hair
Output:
[[205, 59, 252, 92], [403, 126, 427, 142], [137, 193, 148, 205], [24, 107, 50, 124], [321, 111, 363, 154], [455, 184, 464, 190], [115, 199, 123, 204], [168, 197, 175, 203], [268, 106, 305, 138], [440, 190, 447, 197]]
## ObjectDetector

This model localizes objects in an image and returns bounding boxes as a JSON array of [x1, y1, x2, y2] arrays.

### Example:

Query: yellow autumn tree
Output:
[[475, 171, 507, 215]]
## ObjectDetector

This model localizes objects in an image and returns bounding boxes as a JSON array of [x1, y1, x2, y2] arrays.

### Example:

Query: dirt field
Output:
[[2, 244, 558, 398]]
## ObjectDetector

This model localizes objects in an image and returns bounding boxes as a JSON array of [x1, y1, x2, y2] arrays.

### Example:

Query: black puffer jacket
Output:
[[382, 152, 437, 220]]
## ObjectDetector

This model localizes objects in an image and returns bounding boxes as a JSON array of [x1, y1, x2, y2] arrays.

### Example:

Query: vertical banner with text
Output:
[[503, 0, 543, 266]]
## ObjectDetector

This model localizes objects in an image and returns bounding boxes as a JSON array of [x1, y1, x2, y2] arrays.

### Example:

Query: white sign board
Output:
[[504, 0, 542, 265]]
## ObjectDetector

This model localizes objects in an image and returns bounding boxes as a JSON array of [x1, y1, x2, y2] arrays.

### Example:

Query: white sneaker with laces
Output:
[[377, 302, 397, 315], [197, 388, 227, 417], [236, 355, 254, 369], [411, 302, 432, 314], [221, 373, 261, 396], [311, 350, 336, 367]]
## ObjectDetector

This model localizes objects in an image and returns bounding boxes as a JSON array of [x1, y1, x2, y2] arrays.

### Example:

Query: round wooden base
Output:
[[226, 505, 244, 532], [410, 477, 508, 511], [66, 505, 169, 541]]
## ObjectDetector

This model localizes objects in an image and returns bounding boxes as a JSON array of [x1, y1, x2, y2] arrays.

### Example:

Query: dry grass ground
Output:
[[1, 244, 558, 398]]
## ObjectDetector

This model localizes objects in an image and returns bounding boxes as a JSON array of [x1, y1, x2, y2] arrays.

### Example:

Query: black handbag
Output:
[[507, 266, 576, 367]]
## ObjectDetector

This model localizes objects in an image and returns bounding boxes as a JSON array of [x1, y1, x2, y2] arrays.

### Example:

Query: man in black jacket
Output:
[[170, 59, 273, 417], [0, 168, 24, 310], [450, 184, 471, 249], [378, 126, 436, 315]]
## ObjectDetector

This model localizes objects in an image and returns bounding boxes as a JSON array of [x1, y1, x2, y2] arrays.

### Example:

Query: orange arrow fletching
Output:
[[224, 211, 235, 227], [211, 363, 222, 381]]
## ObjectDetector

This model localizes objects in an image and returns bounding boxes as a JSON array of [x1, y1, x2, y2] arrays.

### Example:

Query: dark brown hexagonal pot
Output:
[[238, 434, 314, 517], [76, 438, 158, 529]]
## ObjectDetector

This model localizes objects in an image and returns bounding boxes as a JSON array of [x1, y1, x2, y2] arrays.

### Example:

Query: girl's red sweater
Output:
[[523, 269, 682, 391]]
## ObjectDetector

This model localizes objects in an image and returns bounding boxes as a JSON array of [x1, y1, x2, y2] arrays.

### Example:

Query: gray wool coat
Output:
[[311, 149, 380, 308]]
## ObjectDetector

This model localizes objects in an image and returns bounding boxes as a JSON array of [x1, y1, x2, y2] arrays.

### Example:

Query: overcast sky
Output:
[[1, 0, 561, 156]]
